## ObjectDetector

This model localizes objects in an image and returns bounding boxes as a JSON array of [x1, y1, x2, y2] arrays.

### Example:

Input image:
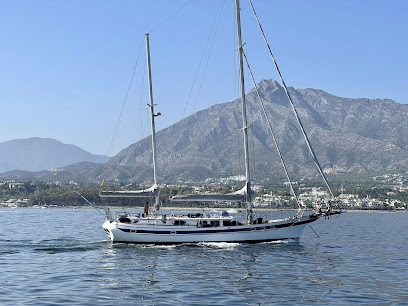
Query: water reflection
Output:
[[96, 239, 312, 304], [1, 209, 407, 305]]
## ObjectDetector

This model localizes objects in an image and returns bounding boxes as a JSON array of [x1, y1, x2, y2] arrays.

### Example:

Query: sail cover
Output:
[[171, 184, 248, 202], [99, 184, 159, 198]]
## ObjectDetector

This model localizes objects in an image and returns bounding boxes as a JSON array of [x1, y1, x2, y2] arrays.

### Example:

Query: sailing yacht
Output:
[[100, 0, 338, 244]]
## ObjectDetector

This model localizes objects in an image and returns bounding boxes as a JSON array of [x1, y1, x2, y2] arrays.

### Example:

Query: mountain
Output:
[[2, 80, 408, 184], [109, 79, 408, 183], [0, 137, 108, 173]]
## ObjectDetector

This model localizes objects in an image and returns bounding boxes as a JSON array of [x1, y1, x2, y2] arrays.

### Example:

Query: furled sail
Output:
[[171, 184, 248, 202], [100, 184, 159, 198]]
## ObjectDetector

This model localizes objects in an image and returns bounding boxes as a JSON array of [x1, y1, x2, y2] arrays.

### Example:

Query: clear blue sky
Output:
[[1, 0, 407, 156]]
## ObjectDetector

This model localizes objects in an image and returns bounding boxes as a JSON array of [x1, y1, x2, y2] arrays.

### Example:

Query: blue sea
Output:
[[0, 208, 407, 305]]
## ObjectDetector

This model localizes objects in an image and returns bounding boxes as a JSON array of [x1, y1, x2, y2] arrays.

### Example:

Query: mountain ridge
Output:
[[2, 80, 408, 184], [108, 79, 408, 182], [0, 137, 108, 173]]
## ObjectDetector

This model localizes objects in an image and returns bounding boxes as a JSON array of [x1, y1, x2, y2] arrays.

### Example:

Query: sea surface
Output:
[[0, 208, 407, 305]]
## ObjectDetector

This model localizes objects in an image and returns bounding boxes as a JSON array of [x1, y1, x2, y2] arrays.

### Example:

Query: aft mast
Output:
[[145, 33, 160, 210], [235, 0, 253, 224]]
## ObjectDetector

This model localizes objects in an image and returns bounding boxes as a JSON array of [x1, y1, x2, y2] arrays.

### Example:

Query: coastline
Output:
[[1, 206, 406, 213]]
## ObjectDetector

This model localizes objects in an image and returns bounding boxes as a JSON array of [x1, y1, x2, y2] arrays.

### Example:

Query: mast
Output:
[[235, 0, 252, 224], [145, 33, 160, 209]]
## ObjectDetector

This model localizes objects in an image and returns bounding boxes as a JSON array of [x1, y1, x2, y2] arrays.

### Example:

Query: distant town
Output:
[[1, 171, 408, 211]]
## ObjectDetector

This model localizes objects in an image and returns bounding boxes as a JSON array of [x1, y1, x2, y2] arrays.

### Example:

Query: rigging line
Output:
[[107, 39, 145, 158], [238, 128, 243, 181], [251, 126, 256, 182], [140, 52, 147, 140], [181, 0, 225, 119], [76, 191, 105, 216], [310, 225, 320, 238], [140, 59, 150, 143], [159, 123, 180, 184], [311, 212, 342, 240], [192, 0, 226, 114], [242, 49, 301, 210], [162, 1, 225, 183], [248, 0, 334, 199], [148, 0, 194, 34], [144, 109, 151, 140]]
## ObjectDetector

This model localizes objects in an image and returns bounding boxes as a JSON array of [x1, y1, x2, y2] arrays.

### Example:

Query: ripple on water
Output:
[[0, 209, 407, 305]]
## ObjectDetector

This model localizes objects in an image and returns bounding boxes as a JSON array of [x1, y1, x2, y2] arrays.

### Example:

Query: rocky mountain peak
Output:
[[105, 79, 408, 183]]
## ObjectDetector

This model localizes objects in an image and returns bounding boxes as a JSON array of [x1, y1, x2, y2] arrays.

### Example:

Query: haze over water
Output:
[[0, 208, 407, 305]]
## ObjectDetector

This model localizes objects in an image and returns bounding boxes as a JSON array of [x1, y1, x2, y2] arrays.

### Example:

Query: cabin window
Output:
[[118, 217, 131, 223], [174, 220, 186, 226], [210, 221, 220, 227], [198, 220, 209, 227], [187, 213, 202, 218], [223, 220, 236, 226]]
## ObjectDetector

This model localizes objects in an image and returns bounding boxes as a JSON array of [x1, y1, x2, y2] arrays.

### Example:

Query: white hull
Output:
[[102, 215, 319, 244]]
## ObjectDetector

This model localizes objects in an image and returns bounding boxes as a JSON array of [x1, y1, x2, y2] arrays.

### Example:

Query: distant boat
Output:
[[99, 0, 340, 244]]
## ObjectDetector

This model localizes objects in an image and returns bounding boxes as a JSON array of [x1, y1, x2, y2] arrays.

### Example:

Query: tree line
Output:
[[1, 180, 407, 209]]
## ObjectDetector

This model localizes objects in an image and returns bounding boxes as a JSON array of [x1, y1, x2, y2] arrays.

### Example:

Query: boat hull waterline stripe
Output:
[[116, 218, 316, 235]]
